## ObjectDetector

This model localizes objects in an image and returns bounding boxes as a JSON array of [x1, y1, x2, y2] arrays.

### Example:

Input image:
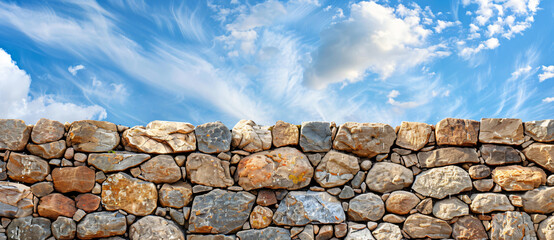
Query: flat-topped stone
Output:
[[315, 150, 359, 188], [396, 121, 432, 151], [7, 153, 49, 184], [300, 121, 332, 153], [0, 181, 34, 218], [525, 119, 554, 142], [31, 118, 64, 144], [418, 147, 479, 168], [272, 120, 299, 147], [523, 143, 554, 172], [412, 165, 472, 199], [273, 191, 345, 226], [0, 119, 31, 151], [26, 140, 66, 159], [88, 151, 151, 173], [101, 173, 158, 216], [187, 153, 233, 188], [52, 166, 96, 193], [333, 122, 396, 158], [195, 121, 231, 154], [122, 120, 196, 154], [435, 118, 479, 146], [231, 120, 272, 153], [479, 118, 524, 145]]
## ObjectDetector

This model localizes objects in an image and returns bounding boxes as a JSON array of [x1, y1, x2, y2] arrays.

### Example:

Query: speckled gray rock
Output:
[[403, 214, 452, 239], [0, 119, 31, 151], [523, 143, 554, 172], [525, 120, 554, 142], [480, 144, 522, 165], [490, 211, 536, 240], [315, 151, 359, 188], [300, 122, 332, 152], [417, 147, 479, 168], [122, 121, 196, 154], [470, 193, 514, 214], [231, 120, 272, 153], [31, 118, 65, 144], [333, 122, 396, 158], [538, 215, 554, 240], [0, 181, 34, 218], [88, 152, 151, 173], [188, 189, 255, 234], [412, 165, 472, 199], [129, 216, 184, 240], [273, 191, 345, 226], [365, 162, 413, 193], [348, 193, 385, 221], [76, 211, 127, 239], [345, 225, 375, 240], [26, 140, 66, 159], [187, 153, 233, 188], [6, 216, 51, 240], [432, 198, 469, 220], [372, 223, 402, 240], [236, 227, 291, 240], [7, 153, 49, 184], [195, 121, 231, 154], [51, 216, 76, 240], [522, 186, 554, 214], [67, 120, 120, 152]]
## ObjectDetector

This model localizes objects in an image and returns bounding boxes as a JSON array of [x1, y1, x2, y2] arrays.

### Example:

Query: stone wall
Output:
[[0, 118, 553, 240]]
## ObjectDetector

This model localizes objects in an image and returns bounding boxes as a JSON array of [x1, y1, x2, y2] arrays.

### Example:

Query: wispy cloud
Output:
[[68, 64, 85, 76]]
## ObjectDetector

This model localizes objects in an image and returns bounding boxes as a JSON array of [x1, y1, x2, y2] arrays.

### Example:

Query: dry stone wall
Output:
[[0, 117, 553, 240]]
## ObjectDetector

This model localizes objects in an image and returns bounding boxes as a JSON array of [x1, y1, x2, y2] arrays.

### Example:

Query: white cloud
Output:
[[0, 48, 106, 124], [484, 37, 499, 49], [511, 65, 532, 79], [460, 37, 499, 58], [387, 90, 400, 98], [538, 65, 554, 82], [434, 20, 456, 33], [543, 97, 554, 103], [68, 64, 85, 76]]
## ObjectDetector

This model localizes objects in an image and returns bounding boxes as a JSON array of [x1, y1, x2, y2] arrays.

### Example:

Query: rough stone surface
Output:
[[412, 165, 473, 199], [139, 155, 181, 183], [188, 235, 234, 240], [129, 216, 184, 240], [348, 193, 385, 221], [158, 182, 192, 208], [232, 120, 272, 153], [385, 191, 420, 215], [345, 225, 374, 240], [538, 215, 554, 240], [490, 211, 536, 240], [195, 121, 231, 154], [101, 173, 158, 216], [67, 120, 120, 152], [249, 205, 273, 229], [435, 118, 479, 146], [88, 152, 151, 173], [523, 143, 554, 172], [0, 181, 34, 218], [187, 153, 233, 188], [403, 214, 452, 239], [300, 122, 332, 153], [395, 122, 432, 151], [333, 122, 395, 158], [76, 211, 127, 239], [52, 166, 95, 193], [0, 119, 31, 151], [452, 215, 488, 240], [26, 140, 66, 159], [30, 182, 53, 197], [372, 223, 402, 240], [31, 118, 65, 144], [6, 216, 51, 240], [37, 193, 76, 219], [432, 198, 469, 220], [75, 193, 101, 213], [492, 165, 546, 191], [51, 216, 76, 240], [256, 190, 277, 207], [469, 165, 491, 179], [188, 189, 255, 234], [7, 153, 49, 184], [522, 186, 554, 214], [481, 144, 522, 165], [365, 162, 413, 193], [122, 121, 196, 154], [272, 120, 299, 147], [315, 151, 359, 188], [236, 227, 291, 240], [525, 120, 554, 142], [237, 147, 313, 191], [418, 147, 479, 168], [273, 191, 345, 226], [479, 118, 525, 145]]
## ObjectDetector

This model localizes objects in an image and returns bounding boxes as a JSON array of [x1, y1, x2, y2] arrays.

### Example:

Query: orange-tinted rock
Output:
[[333, 122, 396, 158], [272, 120, 299, 147], [26, 140, 66, 159], [452, 215, 488, 240], [38, 193, 76, 220], [67, 120, 120, 152], [257, 190, 277, 207], [31, 118, 65, 144], [75, 194, 101, 213], [314, 150, 359, 188], [0, 119, 31, 151], [52, 166, 96, 193], [396, 122, 432, 151], [479, 118, 524, 145], [7, 152, 49, 184], [492, 165, 546, 191], [523, 143, 554, 172], [158, 182, 193, 208], [250, 205, 273, 229], [186, 153, 233, 188], [139, 155, 181, 184], [435, 118, 479, 146], [101, 173, 157, 216]]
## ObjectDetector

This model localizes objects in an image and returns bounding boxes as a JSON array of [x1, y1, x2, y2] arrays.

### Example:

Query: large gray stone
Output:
[[195, 121, 231, 154], [0, 119, 31, 151], [236, 227, 291, 240], [525, 120, 554, 142], [412, 165, 472, 199], [348, 193, 385, 221], [26, 140, 66, 159], [88, 151, 151, 173], [273, 191, 345, 226], [365, 162, 413, 193], [0, 181, 34, 218], [490, 211, 536, 240], [7, 152, 49, 184], [481, 144, 522, 165], [6, 216, 51, 240], [51, 216, 76, 240], [333, 122, 396, 158], [418, 147, 479, 168], [299, 121, 332, 152], [123, 120, 196, 154], [129, 216, 184, 240], [31, 118, 64, 144], [522, 186, 554, 214], [76, 211, 127, 239], [315, 150, 359, 188], [231, 120, 272, 153], [67, 120, 120, 152], [345, 225, 375, 240], [187, 153, 233, 188]]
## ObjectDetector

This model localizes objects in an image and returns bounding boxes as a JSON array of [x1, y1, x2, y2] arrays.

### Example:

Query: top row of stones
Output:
[[0, 118, 552, 156]]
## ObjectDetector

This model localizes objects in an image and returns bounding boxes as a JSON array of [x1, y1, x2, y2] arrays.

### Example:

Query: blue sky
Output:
[[0, 0, 552, 127]]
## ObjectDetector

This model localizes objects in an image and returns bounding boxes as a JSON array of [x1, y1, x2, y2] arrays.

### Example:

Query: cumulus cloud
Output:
[[538, 65, 554, 82], [543, 97, 554, 103], [68, 64, 85, 76], [0, 49, 106, 123], [460, 37, 499, 58]]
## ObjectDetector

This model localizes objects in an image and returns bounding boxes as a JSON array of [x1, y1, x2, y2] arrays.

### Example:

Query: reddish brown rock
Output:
[[30, 182, 54, 197], [52, 166, 96, 193], [435, 118, 479, 146], [75, 194, 101, 213], [67, 120, 120, 152], [333, 122, 396, 158], [0, 119, 31, 151], [523, 143, 554, 172], [396, 122, 432, 151], [187, 153, 234, 188], [26, 140, 66, 159], [139, 155, 181, 184], [257, 190, 278, 206], [272, 120, 299, 147], [250, 205, 273, 229], [7, 152, 49, 184], [158, 182, 193, 208], [479, 118, 524, 145], [31, 118, 65, 144], [102, 173, 157, 216], [492, 165, 546, 191], [452, 215, 488, 240], [38, 193, 76, 220]]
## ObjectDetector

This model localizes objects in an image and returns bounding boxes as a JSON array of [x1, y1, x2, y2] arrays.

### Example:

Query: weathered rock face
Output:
[[236, 147, 313, 191], [372, 223, 402, 240], [52, 166, 96, 193], [315, 151, 359, 188], [403, 214, 452, 239], [348, 193, 385, 221], [188, 189, 255, 234], [523, 143, 554, 172], [159, 182, 193, 208], [435, 118, 479, 146], [525, 120, 554, 142], [88, 151, 151, 173], [385, 191, 420, 215], [345, 225, 374, 240], [470, 193, 514, 214], [418, 147, 479, 168], [31, 118, 65, 144], [522, 186, 554, 214], [0, 181, 34, 218], [76, 211, 127, 239], [490, 211, 536, 240], [479, 118, 525, 145], [139, 155, 181, 183], [187, 153, 233, 188], [432, 198, 469, 220], [396, 121, 432, 151], [300, 121, 332, 153], [75, 193, 101, 213], [452, 216, 488, 240], [249, 205, 273, 229], [273, 191, 345, 226], [469, 165, 491, 179], [26, 140, 66, 159], [7, 153, 49, 184], [0, 119, 31, 151], [538, 216, 554, 240], [195, 121, 231, 154], [365, 162, 413, 193], [480, 144, 522, 165], [101, 173, 158, 216], [51, 216, 76, 240], [237, 227, 291, 240], [272, 120, 299, 147], [333, 122, 396, 158], [122, 121, 196, 154], [232, 120, 272, 153], [492, 165, 546, 191], [6, 216, 51, 240], [412, 165, 472, 199], [37, 193, 76, 219], [67, 120, 120, 152], [129, 216, 184, 240]]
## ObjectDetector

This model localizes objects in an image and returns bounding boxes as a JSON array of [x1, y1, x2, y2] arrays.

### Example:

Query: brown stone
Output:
[[490, 211, 536, 239], [37, 193, 76, 219], [396, 122, 432, 151], [525, 120, 554, 142], [250, 205, 273, 229], [26, 140, 66, 159], [7, 152, 49, 184], [403, 213, 452, 239], [316, 225, 333, 240], [522, 186, 554, 214], [418, 147, 479, 168], [30, 182, 54, 197], [314, 151, 359, 188], [385, 191, 420, 215], [0, 119, 31, 151], [232, 120, 272, 152], [452, 215, 488, 240], [470, 193, 514, 214], [365, 162, 413, 193], [31, 118, 64, 144], [435, 118, 479, 146], [334, 223, 347, 238], [102, 173, 158, 216], [480, 144, 522, 165], [416, 198, 433, 214], [272, 120, 299, 147], [479, 118, 524, 145], [52, 166, 96, 193], [256, 190, 277, 207], [75, 194, 100, 213], [139, 155, 181, 183], [492, 165, 546, 191], [348, 193, 385, 221], [473, 179, 494, 192], [333, 122, 396, 158], [538, 215, 554, 240], [187, 153, 233, 188], [523, 143, 554, 172], [67, 120, 120, 152], [432, 198, 469, 220], [158, 182, 193, 208], [122, 120, 196, 154], [87, 151, 151, 173], [468, 165, 491, 179], [0, 181, 34, 218]]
